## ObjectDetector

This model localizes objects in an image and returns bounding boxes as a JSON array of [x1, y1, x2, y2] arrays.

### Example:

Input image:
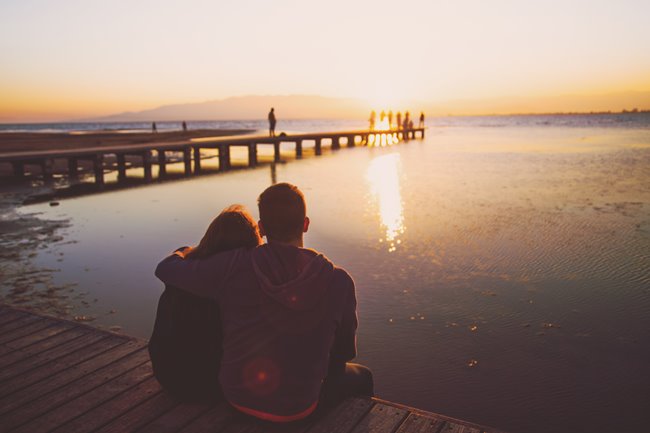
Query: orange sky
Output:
[[1, 0, 649, 121]]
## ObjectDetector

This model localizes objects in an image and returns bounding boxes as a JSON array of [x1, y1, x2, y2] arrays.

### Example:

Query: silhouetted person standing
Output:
[[419, 112, 425, 128], [182, 121, 187, 132], [388, 110, 393, 129], [403, 112, 410, 140], [396, 112, 402, 131], [369, 110, 376, 130], [268, 108, 277, 137], [152, 122, 158, 133]]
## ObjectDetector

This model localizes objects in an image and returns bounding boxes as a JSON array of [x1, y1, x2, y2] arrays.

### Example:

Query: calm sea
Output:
[[3, 114, 650, 433]]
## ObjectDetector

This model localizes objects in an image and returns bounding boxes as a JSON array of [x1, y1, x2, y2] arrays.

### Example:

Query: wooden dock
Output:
[[0, 128, 424, 186], [0, 304, 506, 433]]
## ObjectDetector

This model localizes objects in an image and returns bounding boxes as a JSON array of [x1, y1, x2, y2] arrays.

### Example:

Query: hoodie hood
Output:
[[251, 243, 334, 311]]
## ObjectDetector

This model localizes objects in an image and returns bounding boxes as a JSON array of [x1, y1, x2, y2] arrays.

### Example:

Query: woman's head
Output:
[[186, 205, 262, 259]]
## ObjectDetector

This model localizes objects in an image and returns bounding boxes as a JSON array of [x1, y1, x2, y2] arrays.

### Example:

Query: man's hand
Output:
[[173, 246, 192, 258]]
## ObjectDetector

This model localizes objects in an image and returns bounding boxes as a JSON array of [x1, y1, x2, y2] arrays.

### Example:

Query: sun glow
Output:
[[366, 153, 405, 252]]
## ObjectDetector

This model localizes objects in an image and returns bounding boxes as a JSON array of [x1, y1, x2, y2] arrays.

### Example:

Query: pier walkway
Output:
[[0, 128, 424, 186], [0, 304, 505, 433]]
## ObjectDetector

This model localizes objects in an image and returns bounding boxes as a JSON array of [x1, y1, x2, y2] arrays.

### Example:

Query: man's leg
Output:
[[320, 362, 374, 408]]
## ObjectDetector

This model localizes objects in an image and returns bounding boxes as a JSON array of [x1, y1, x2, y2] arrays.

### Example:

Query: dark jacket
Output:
[[154, 243, 358, 420]]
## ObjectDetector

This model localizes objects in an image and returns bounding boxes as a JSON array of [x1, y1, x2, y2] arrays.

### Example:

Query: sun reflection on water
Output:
[[366, 153, 405, 252]]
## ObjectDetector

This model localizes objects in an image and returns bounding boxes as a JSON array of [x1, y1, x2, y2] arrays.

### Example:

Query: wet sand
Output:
[[0, 129, 254, 153], [0, 129, 255, 178]]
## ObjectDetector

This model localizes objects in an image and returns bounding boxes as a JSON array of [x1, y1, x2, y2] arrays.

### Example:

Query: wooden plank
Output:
[[439, 422, 481, 433], [306, 397, 374, 433], [0, 328, 97, 380], [10, 361, 154, 433], [50, 375, 163, 433], [0, 308, 28, 327], [137, 400, 213, 433], [95, 391, 179, 433], [219, 413, 312, 433], [0, 314, 41, 336], [0, 321, 73, 354], [0, 341, 145, 419], [395, 413, 446, 433], [349, 402, 409, 433], [178, 404, 236, 433], [376, 399, 506, 433], [0, 322, 91, 365]]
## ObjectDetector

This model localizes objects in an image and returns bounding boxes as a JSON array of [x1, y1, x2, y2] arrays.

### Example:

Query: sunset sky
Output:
[[1, 0, 649, 121]]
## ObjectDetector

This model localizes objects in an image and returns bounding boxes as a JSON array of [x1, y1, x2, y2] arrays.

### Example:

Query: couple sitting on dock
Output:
[[151, 182, 373, 422]]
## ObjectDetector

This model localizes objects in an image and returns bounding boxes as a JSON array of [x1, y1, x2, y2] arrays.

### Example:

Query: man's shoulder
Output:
[[299, 247, 355, 287], [330, 265, 354, 287]]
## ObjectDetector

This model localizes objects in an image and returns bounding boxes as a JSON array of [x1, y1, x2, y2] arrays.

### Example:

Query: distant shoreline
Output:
[[1, 110, 649, 128]]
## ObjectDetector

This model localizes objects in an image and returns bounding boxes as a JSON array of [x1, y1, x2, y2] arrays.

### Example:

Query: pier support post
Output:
[[143, 151, 152, 181], [420, 128, 425, 138], [183, 147, 192, 176], [116, 154, 126, 180], [12, 162, 25, 177], [347, 135, 355, 148], [68, 158, 79, 180], [157, 150, 167, 177], [273, 142, 281, 162], [93, 154, 104, 186], [248, 143, 257, 167], [332, 137, 340, 150], [296, 140, 302, 158], [218, 144, 230, 170], [42, 159, 53, 180], [193, 147, 202, 173], [315, 138, 322, 155]]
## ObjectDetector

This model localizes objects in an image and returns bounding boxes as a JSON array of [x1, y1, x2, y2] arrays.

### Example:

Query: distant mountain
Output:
[[84, 91, 650, 122], [87, 95, 370, 122]]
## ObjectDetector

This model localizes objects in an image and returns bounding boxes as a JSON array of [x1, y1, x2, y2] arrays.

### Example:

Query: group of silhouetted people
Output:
[[368, 110, 425, 131]]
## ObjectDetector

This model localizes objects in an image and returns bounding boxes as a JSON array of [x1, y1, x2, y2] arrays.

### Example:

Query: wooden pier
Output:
[[0, 304, 505, 433], [0, 128, 424, 186]]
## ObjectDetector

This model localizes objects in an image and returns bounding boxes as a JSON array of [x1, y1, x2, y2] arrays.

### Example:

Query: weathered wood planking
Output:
[[0, 304, 506, 433]]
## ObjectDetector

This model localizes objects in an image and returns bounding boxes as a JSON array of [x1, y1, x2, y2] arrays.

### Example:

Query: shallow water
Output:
[[7, 116, 650, 433]]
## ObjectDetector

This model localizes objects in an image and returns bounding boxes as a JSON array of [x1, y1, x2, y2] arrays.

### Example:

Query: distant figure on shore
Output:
[[419, 112, 425, 128], [152, 122, 158, 133], [388, 110, 393, 129], [396, 112, 402, 131], [369, 110, 376, 130], [182, 121, 187, 132], [403, 111, 410, 130], [409, 120, 414, 130], [268, 108, 277, 137]]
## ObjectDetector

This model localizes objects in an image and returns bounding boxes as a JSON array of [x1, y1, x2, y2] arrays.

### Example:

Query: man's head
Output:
[[257, 183, 309, 244]]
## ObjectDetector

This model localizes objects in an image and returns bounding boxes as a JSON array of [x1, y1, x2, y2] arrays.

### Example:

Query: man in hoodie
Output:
[[155, 182, 373, 422]]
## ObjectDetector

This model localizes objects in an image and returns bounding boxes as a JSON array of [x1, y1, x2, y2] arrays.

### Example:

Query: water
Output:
[[4, 114, 650, 433]]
